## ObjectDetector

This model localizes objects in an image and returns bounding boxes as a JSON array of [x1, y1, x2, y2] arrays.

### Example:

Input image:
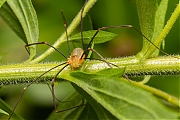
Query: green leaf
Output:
[[96, 67, 125, 78], [68, 30, 118, 44], [136, 0, 170, 58], [0, 2, 26, 42], [136, 0, 157, 58], [59, 71, 178, 119], [0, 0, 6, 8], [72, 83, 117, 120], [152, 0, 168, 43], [148, 0, 169, 57], [0, 98, 23, 119], [136, 0, 157, 40], [6, 0, 39, 60], [48, 92, 99, 119]]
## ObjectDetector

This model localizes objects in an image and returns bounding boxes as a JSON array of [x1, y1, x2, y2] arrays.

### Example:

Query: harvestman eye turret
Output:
[[8, 0, 179, 119]]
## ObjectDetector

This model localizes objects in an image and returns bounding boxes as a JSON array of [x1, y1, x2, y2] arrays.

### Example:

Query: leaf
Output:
[[59, 70, 178, 119], [96, 67, 125, 78], [0, 0, 6, 8], [136, 0, 157, 42], [0, 98, 23, 119], [152, 0, 169, 43], [136, 0, 157, 57], [72, 83, 117, 120], [0, 2, 26, 42], [68, 30, 118, 44], [136, 0, 169, 58], [76, 102, 99, 120], [6, 0, 38, 60], [48, 92, 99, 120], [150, 0, 169, 56]]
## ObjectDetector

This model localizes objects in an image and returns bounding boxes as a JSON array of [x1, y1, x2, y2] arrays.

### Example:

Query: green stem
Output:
[[138, 75, 151, 84], [0, 56, 179, 86], [0, 56, 179, 108], [144, 2, 180, 58], [29, 0, 97, 64], [122, 79, 180, 107]]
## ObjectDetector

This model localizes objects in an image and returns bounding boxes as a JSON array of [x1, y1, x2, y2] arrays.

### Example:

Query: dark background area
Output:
[[0, 0, 179, 119]]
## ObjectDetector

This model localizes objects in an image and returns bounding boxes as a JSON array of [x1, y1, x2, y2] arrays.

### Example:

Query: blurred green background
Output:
[[0, 0, 179, 119]]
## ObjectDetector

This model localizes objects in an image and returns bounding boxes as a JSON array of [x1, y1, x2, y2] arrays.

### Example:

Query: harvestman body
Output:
[[8, 0, 179, 119]]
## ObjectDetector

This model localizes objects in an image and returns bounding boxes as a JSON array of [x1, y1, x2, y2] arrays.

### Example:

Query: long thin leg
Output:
[[51, 64, 69, 112], [86, 25, 133, 49], [46, 82, 70, 103], [8, 62, 67, 120], [50, 64, 88, 114], [86, 25, 178, 58], [55, 94, 87, 113], [56, 104, 86, 113], [83, 48, 112, 68], [80, 0, 88, 50], [25, 42, 67, 59], [60, 11, 71, 56], [84, 58, 119, 68]]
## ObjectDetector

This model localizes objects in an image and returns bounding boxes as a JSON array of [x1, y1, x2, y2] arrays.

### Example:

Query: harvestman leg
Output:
[[8, 39, 73, 120], [81, 25, 157, 81], [85, 58, 119, 67], [25, 42, 67, 59], [26, 42, 85, 113], [80, 26, 136, 69], [82, 24, 180, 81], [86, 25, 176, 57], [51, 64, 69, 112], [83, 48, 112, 68], [8, 62, 67, 120], [51, 61, 87, 113], [79, 26, 134, 74]]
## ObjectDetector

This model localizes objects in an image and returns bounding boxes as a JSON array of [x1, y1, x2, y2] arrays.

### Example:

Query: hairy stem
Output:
[[121, 79, 180, 107], [0, 56, 179, 86]]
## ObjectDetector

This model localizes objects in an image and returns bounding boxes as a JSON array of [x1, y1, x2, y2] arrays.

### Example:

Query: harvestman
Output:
[[8, 0, 179, 119], [7, 1, 116, 119]]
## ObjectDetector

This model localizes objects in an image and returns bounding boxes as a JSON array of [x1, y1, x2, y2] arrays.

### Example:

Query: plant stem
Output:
[[144, 2, 180, 58], [122, 79, 180, 107], [29, 0, 97, 64], [0, 56, 179, 108], [0, 56, 179, 86]]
